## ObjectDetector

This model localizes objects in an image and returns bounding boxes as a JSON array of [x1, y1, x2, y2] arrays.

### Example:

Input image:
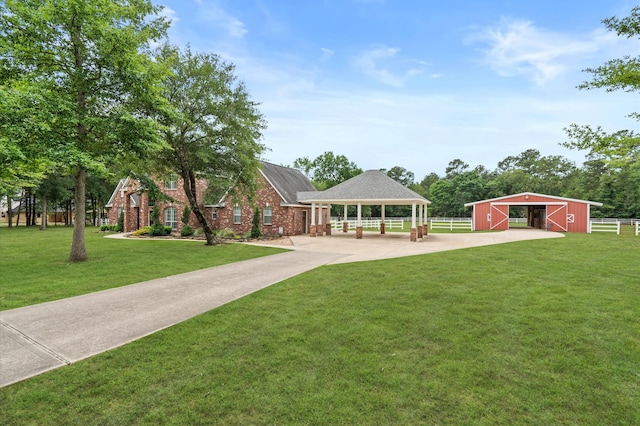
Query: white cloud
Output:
[[354, 45, 425, 87], [467, 18, 604, 86], [200, 4, 247, 39], [320, 47, 335, 62]]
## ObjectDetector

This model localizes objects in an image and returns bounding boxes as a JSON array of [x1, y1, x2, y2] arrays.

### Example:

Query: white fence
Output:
[[429, 218, 472, 231], [330, 219, 404, 231], [588, 219, 620, 235], [637, 221, 639, 236]]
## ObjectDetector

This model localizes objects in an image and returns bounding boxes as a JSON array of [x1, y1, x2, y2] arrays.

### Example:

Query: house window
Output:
[[164, 207, 177, 230], [212, 209, 217, 221], [263, 206, 272, 225], [164, 174, 178, 190], [233, 205, 241, 224], [117, 207, 124, 220]]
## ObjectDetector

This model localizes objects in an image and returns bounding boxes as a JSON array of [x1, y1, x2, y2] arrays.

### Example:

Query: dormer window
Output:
[[164, 174, 178, 190]]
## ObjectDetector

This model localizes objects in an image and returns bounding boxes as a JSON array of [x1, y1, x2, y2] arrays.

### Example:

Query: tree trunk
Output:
[[40, 196, 48, 230], [15, 192, 23, 227], [69, 166, 87, 262], [182, 171, 215, 245], [31, 192, 37, 226], [25, 188, 32, 226], [7, 195, 12, 228]]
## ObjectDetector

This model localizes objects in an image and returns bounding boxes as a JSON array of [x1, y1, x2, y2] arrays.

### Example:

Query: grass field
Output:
[[1, 227, 639, 424], [0, 227, 285, 310]]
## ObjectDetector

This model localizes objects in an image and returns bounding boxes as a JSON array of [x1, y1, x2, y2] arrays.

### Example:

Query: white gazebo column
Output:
[[343, 204, 348, 232], [317, 203, 324, 236], [325, 204, 332, 235], [410, 203, 417, 242], [423, 204, 428, 236], [380, 204, 386, 234], [418, 203, 423, 238], [310, 203, 316, 237], [356, 203, 363, 239]]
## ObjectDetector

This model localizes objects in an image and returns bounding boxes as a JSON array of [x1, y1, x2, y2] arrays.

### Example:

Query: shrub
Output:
[[217, 228, 236, 239], [149, 222, 168, 237], [251, 207, 262, 238], [194, 227, 204, 236], [132, 226, 151, 236], [180, 225, 194, 237], [100, 225, 118, 232], [115, 211, 124, 232], [181, 206, 191, 226]]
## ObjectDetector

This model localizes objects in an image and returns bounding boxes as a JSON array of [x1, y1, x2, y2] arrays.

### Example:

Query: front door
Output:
[[302, 210, 308, 234]]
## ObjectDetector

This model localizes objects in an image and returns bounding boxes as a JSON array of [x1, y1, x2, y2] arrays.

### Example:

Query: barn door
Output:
[[545, 204, 567, 232], [490, 204, 509, 230]]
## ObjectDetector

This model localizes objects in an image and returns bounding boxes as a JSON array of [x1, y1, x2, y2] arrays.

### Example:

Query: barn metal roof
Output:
[[298, 169, 430, 205], [464, 192, 603, 207]]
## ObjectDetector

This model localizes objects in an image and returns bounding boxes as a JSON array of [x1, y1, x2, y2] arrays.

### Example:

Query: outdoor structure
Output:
[[106, 161, 326, 236], [298, 170, 430, 242], [464, 192, 603, 233]]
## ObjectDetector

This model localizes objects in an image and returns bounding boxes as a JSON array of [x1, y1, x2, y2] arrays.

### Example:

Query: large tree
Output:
[[562, 7, 640, 217], [293, 151, 362, 189], [0, 0, 168, 261], [153, 44, 267, 246]]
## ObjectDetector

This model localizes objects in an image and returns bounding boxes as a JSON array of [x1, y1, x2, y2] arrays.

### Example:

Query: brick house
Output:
[[105, 161, 327, 236]]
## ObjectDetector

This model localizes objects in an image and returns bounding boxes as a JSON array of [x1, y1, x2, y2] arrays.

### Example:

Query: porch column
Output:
[[317, 203, 324, 236], [424, 204, 428, 235], [325, 204, 332, 235], [380, 204, 386, 234], [410, 203, 417, 242], [310, 203, 316, 237], [418, 204, 423, 238], [343, 204, 348, 232], [356, 203, 363, 239]]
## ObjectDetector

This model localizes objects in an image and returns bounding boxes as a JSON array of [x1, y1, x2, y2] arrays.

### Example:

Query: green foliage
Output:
[[149, 223, 170, 237], [561, 7, 640, 218], [180, 225, 194, 237], [115, 211, 124, 233], [131, 226, 151, 236], [99, 225, 118, 232], [151, 43, 266, 246], [293, 151, 363, 189], [216, 228, 236, 239], [181, 206, 191, 225], [251, 207, 262, 238], [0, 0, 170, 261]]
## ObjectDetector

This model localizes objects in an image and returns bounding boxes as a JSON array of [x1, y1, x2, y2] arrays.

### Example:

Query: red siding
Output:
[[470, 194, 592, 233]]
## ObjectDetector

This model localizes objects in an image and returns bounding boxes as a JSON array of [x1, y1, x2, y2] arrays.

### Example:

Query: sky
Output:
[[153, 0, 640, 179]]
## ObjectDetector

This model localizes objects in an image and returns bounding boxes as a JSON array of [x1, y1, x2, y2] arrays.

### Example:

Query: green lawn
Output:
[[1, 229, 639, 424], [0, 226, 285, 310]]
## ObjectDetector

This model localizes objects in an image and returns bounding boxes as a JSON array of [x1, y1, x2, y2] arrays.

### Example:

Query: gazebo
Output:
[[298, 170, 430, 241]]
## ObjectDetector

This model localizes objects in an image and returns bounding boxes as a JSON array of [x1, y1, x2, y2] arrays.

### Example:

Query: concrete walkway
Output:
[[0, 229, 562, 387]]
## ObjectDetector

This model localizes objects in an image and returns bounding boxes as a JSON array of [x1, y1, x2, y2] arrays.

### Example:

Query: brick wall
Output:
[[108, 173, 323, 236], [107, 176, 211, 233]]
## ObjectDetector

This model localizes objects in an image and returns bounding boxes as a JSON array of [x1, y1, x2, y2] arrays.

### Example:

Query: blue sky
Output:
[[154, 0, 640, 179]]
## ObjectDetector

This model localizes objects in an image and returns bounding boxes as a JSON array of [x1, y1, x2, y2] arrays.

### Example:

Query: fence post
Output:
[[617, 221, 620, 235]]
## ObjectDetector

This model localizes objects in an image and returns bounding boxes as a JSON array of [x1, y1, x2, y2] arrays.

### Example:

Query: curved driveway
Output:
[[0, 229, 562, 387]]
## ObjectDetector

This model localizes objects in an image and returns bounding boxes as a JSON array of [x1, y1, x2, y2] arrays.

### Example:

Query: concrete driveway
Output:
[[0, 229, 562, 387], [253, 228, 564, 264]]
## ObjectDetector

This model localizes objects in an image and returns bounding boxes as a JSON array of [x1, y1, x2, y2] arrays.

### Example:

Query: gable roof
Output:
[[464, 192, 603, 207], [259, 161, 318, 205], [105, 178, 130, 208], [298, 169, 430, 205]]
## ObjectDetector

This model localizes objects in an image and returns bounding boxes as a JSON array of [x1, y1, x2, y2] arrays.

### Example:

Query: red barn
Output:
[[464, 192, 602, 233]]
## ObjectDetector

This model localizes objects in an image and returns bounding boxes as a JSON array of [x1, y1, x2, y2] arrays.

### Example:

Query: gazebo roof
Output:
[[298, 170, 430, 205]]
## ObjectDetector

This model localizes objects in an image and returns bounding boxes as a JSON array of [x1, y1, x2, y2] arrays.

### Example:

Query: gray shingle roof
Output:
[[298, 170, 430, 205], [259, 161, 318, 205]]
